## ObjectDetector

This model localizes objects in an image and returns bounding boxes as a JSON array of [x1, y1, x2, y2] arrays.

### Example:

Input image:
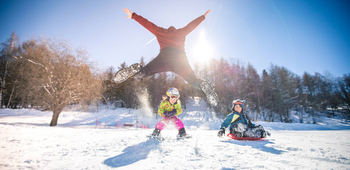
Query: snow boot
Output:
[[266, 131, 271, 136], [131, 66, 146, 80], [114, 63, 143, 83], [151, 128, 161, 137], [261, 131, 271, 138], [178, 128, 187, 137], [200, 81, 219, 106], [235, 132, 243, 138]]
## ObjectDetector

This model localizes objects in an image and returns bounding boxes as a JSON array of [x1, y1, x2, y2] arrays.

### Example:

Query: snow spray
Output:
[[137, 88, 154, 118]]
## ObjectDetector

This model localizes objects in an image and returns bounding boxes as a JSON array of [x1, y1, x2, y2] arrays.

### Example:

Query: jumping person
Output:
[[217, 99, 271, 138], [114, 8, 218, 106]]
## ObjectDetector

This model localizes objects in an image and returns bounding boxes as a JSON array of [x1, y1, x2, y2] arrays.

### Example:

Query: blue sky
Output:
[[1, 0, 349, 77]]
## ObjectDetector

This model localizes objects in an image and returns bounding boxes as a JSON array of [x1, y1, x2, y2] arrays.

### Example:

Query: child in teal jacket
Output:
[[218, 99, 270, 138]]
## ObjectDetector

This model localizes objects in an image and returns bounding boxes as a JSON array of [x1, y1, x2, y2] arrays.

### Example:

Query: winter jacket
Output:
[[132, 13, 205, 51], [220, 111, 255, 131], [158, 100, 183, 117]]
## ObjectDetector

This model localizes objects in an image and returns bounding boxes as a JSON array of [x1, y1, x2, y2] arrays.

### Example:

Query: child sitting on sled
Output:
[[151, 87, 188, 137], [217, 99, 271, 138]]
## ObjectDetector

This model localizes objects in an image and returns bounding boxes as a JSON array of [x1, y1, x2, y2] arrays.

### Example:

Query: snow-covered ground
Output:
[[1, 98, 350, 169]]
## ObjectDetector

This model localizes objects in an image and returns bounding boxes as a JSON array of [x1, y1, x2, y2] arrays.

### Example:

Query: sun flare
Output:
[[193, 29, 214, 65]]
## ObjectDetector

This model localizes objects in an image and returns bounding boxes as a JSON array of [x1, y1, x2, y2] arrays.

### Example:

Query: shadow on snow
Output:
[[221, 139, 285, 155], [103, 138, 160, 168]]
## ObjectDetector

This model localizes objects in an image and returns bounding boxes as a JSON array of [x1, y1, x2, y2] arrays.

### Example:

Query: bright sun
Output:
[[193, 29, 214, 65]]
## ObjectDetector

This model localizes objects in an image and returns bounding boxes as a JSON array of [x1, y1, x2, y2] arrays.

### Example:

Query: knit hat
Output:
[[231, 99, 245, 113]]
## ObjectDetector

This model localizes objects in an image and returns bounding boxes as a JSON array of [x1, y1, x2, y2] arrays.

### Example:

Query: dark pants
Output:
[[142, 47, 203, 89], [231, 123, 266, 138]]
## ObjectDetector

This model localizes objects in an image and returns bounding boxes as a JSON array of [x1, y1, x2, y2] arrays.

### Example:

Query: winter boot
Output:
[[131, 66, 146, 80], [114, 63, 142, 83], [200, 81, 219, 106], [266, 131, 271, 136], [235, 132, 243, 138], [178, 128, 187, 137], [261, 131, 271, 138], [151, 128, 161, 137]]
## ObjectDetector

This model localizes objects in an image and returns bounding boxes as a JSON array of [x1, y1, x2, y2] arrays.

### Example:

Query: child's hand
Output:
[[217, 128, 225, 137], [163, 109, 177, 117]]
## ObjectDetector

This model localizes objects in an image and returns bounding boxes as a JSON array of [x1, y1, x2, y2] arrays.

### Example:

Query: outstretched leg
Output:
[[117, 47, 218, 106], [113, 47, 171, 83], [118, 47, 205, 88], [140, 47, 203, 86]]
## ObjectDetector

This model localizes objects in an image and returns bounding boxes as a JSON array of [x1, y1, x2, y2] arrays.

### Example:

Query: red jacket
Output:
[[132, 13, 205, 51]]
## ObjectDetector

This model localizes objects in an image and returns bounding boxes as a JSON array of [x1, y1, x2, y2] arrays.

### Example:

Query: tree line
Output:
[[1, 32, 350, 126], [103, 54, 350, 123]]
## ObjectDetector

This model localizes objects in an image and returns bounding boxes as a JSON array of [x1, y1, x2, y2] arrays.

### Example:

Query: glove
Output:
[[248, 120, 254, 128], [163, 109, 177, 117], [217, 128, 225, 137]]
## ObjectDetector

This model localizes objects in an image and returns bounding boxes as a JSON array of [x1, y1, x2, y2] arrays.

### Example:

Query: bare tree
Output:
[[266, 65, 297, 122], [302, 72, 320, 123], [336, 74, 350, 118], [0, 32, 20, 108], [245, 63, 262, 120], [18, 38, 101, 126]]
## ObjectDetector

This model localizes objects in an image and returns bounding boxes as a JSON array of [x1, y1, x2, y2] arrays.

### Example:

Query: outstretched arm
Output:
[[123, 8, 160, 35], [181, 10, 210, 35]]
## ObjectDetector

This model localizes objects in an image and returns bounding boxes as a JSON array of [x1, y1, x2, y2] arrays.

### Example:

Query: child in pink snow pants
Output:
[[151, 87, 187, 137], [155, 116, 184, 131]]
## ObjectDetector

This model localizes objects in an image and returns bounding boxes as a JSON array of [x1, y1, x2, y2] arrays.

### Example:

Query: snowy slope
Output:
[[1, 97, 350, 169]]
